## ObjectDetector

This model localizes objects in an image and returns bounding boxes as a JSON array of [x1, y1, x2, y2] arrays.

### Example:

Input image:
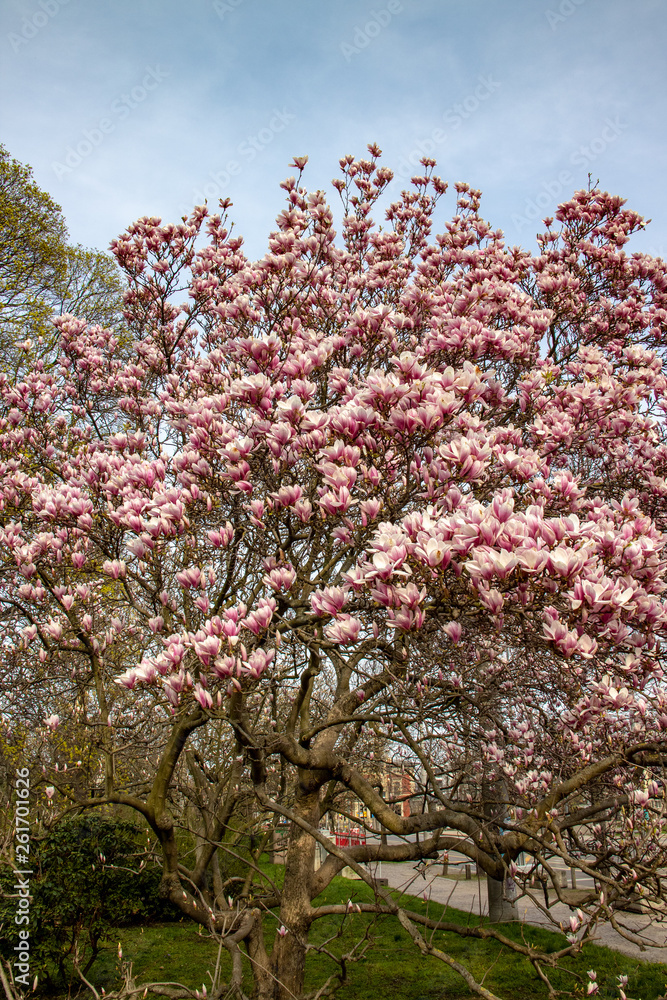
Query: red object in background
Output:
[[334, 829, 367, 848]]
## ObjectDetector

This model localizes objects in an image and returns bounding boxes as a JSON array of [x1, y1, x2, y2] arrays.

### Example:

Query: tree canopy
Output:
[[1, 148, 667, 1000]]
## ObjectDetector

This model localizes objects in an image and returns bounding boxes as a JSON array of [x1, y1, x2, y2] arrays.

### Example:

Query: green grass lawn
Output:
[[66, 865, 667, 1000]]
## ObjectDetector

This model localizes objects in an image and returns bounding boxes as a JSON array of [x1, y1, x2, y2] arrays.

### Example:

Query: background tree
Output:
[[0, 145, 125, 376], [0, 144, 68, 353], [1, 149, 667, 1000]]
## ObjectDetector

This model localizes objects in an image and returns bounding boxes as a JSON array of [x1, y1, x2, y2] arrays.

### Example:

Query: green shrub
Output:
[[0, 815, 176, 990]]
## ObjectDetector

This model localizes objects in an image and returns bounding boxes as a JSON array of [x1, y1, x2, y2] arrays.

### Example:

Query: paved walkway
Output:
[[368, 862, 667, 964]]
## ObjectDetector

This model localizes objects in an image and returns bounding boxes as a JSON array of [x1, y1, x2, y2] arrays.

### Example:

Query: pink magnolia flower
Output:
[[489, 550, 517, 579], [176, 566, 202, 589], [443, 621, 462, 642], [242, 597, 276, 634], [371, 551, 394, 579], [576, 635, 598, 659], [293, 498, 313, 523], [479, 588, 504, 614], [116, 667, 139, 689], [102, 559, 127, 580], [207, 522, 234, 548], [243, 648, 275, 679], [422, 537, 448, 567], [387, 606, 424, 630], [516, 548, 548, 573], [263, 564, 296, 591], [193, 683, 213, 709], [324, 614, 361, 644], [274, 484, 303, 508], [318, 487, 352, 516], [548, 547, 582, 577], [310, 586, 349, 616], [193, 634, 221, 667], [45, 619, 63, 640], [212, 654, 236, 679], [359, 498, 382, 524]]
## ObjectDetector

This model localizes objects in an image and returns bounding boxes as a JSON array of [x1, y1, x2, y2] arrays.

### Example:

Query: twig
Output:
[[0, 960, 19, 1000], [396, 908, 504, 1000]]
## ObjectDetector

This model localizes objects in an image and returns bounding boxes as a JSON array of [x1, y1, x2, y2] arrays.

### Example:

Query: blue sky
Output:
[[1, 0, 666, 262]]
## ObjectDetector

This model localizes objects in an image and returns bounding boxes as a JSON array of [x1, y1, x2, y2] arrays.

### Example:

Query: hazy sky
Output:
[[1, 0, 666, 261]]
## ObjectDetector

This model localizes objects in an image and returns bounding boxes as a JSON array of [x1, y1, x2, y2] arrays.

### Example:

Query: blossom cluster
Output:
[[1, 151, 667, 759]]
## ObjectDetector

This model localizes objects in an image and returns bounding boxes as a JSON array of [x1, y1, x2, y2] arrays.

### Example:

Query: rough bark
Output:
[[270, 779, 320, 999], [487, 875, 518, 923]]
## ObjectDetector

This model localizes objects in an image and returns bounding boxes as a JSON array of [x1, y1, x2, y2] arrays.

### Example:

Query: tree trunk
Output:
[[481, 769, 518, 924], [271, 781, 319, 999], [487, 875, 518, 923]]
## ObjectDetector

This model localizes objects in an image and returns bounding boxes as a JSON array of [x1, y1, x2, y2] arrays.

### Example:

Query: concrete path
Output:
[[367, 861, 667, 964]]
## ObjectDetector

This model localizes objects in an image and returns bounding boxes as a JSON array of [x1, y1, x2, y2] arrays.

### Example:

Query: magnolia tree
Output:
[[2, 148, 667, 1000]]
